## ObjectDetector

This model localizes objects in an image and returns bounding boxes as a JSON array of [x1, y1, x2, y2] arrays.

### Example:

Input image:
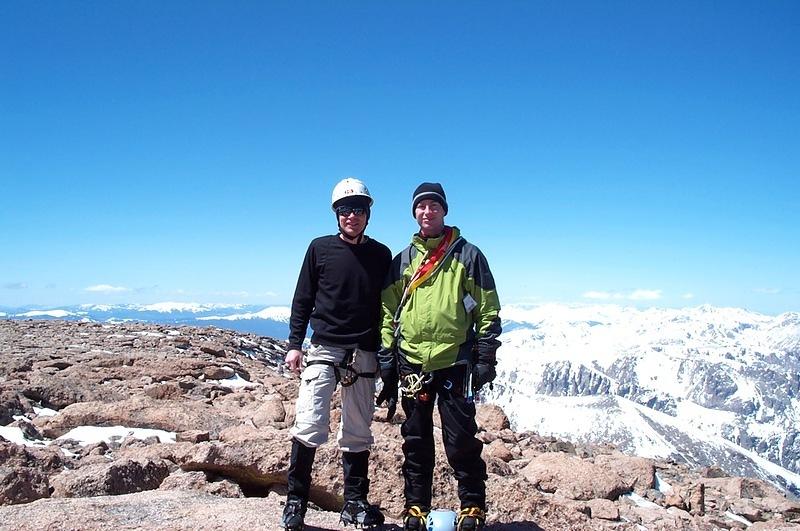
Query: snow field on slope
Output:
[[495, 393, 678, 458]]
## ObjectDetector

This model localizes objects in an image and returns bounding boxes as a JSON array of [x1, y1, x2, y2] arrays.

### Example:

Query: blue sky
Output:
[[1, 1, 798, 314]]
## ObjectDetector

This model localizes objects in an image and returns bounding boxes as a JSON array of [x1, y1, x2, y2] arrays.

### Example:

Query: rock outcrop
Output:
[[1, 319, 799, 530]]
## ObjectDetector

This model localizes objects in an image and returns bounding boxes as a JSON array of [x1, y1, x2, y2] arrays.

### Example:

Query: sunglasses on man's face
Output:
[[336, 206, 367, 217]]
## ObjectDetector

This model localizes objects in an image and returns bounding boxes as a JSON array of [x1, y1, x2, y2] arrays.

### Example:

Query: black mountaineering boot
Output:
[[282, 497, 306, 531], [457, 506, 486, 531], [340, 499, 386, 528], [340, 451, 385, 528], [283, 439, 316, 530], [402, 505, 430, 531]]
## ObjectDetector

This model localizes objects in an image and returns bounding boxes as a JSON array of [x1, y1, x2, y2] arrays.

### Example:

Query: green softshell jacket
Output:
[[380, 226, 502, 372]]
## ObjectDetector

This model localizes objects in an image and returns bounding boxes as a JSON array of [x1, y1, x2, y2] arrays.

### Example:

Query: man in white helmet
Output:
[[282, 178, 392, 530]]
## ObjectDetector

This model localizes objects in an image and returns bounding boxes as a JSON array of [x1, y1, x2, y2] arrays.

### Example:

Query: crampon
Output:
[[340, 499, 385, 529]]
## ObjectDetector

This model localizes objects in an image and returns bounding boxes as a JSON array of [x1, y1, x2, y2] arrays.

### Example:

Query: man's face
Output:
[[337, 206, 368, 239], [415, 199, 445, 237]]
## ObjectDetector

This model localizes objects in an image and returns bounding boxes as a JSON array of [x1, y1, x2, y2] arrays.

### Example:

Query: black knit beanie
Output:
[[411, 182, 448, 216]]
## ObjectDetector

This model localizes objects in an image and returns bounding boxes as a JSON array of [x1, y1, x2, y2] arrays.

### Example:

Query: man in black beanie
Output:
[[377, 182, 502, 531]]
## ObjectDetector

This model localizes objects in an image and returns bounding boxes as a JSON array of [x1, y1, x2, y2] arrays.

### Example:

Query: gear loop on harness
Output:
[[400, 371, 433, 397]]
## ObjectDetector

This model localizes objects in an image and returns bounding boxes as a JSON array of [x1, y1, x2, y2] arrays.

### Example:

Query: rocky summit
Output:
[[0, 320, 798, 530]]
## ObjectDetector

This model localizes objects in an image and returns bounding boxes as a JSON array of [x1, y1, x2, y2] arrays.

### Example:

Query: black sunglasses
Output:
[[336, 206, 367, 217]]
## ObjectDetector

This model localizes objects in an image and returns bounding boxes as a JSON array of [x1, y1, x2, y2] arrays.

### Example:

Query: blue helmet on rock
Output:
[[426, 509, 457, 531]]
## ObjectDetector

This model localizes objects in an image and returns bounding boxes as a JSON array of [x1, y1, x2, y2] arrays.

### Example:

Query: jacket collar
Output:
[[412, 225, 460, 251]]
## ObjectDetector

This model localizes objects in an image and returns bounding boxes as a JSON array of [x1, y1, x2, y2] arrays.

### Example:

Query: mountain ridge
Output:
[[485, 303, 800, 497]]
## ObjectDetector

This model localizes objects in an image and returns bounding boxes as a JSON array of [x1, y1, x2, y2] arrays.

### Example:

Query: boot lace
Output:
[[404, 505, 430, 531], [457, 507, 485, 531]]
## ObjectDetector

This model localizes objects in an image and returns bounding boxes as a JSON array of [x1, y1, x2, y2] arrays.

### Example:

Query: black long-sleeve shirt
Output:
[[288, 235, 392, 352]]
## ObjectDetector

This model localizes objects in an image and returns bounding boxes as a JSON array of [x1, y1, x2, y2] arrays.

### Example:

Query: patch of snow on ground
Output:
[[133, 331, 165, 338], [655, 472, 673, 494], [724, 511, 752, 527], [622, 492, 660, 509], [0, 426, 48, 447], [33, 406, 58, 417], [208, 373, 260, 389], [57, 426, 176, 445]]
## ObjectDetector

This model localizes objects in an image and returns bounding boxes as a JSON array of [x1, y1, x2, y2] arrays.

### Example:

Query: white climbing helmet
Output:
[[426, 509, 457, 531], [331, 177, 374, 210]]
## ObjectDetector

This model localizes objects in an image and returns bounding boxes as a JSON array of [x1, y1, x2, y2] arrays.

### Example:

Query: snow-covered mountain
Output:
[[0, 303, 292, 339], [484, 303, 800, 496]]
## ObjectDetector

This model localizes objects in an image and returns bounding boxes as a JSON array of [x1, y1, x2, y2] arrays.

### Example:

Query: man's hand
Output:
[[285, 349, 304, 374], [376, 368, 399, 421], [472, 362, 496, 392]]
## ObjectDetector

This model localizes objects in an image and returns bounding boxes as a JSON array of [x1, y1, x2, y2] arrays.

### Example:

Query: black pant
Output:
[[400, 363, 486, 510]]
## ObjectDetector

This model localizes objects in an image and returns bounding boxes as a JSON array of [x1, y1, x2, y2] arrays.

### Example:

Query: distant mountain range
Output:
[[4, 301, 800, 495], [0, 303, 292, 340]]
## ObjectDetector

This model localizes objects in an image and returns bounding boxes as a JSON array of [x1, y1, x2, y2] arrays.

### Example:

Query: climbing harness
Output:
[[306, 349, 376, 387]]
